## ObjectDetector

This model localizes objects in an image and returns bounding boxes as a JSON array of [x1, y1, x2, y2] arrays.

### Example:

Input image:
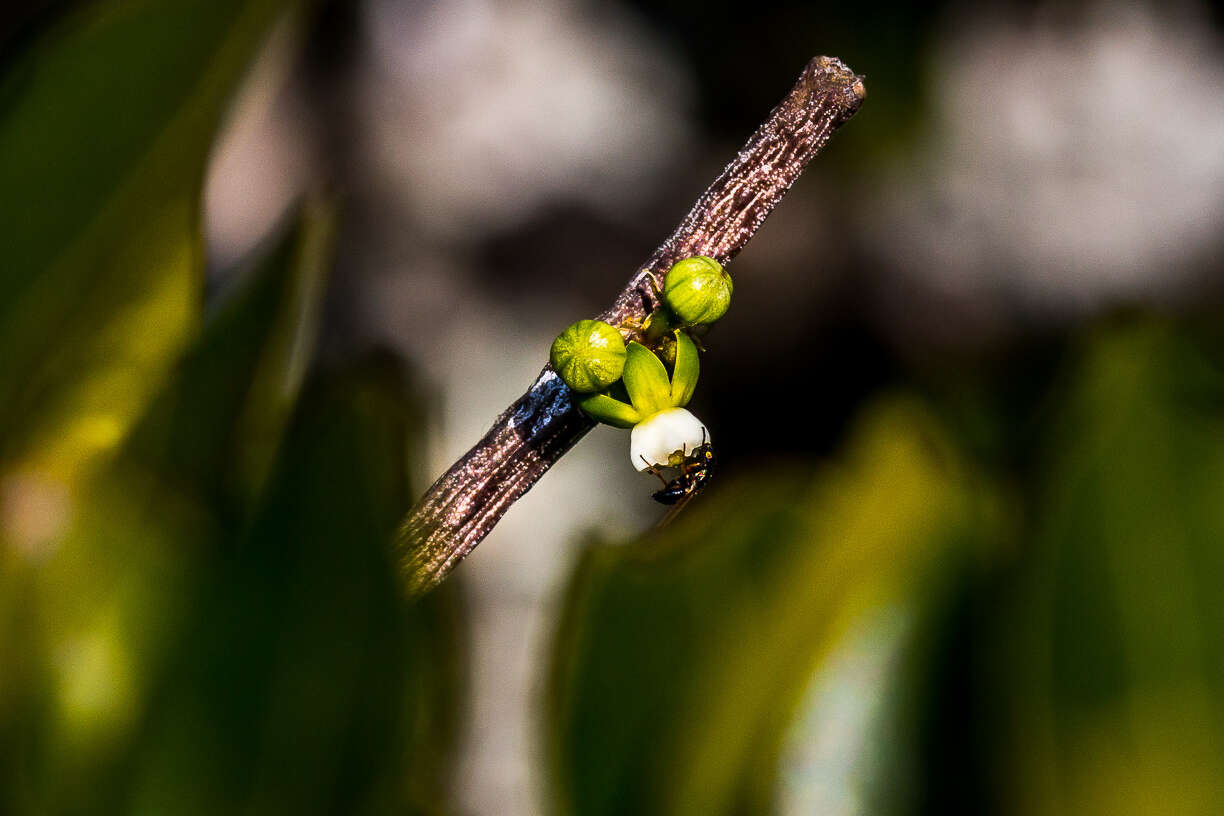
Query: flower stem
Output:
[[398, 56, 866, 596]]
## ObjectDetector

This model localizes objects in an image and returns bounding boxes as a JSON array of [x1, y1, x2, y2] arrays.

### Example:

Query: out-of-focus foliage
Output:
[[548, 318, 1224, 816], [547, 399, 999, 816], [0, 0, 288, 494], [0, 5, 464, 809], [1, 194, 464, 813], [992, 321, 1224, 816], [7, 201, 334, 811]]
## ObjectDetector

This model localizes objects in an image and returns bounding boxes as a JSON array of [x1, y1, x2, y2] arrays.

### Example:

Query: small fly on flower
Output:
[[641, 430, 717, 527]]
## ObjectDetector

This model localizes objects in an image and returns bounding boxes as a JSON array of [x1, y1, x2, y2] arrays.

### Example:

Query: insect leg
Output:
[[641, 456, 669, 487]]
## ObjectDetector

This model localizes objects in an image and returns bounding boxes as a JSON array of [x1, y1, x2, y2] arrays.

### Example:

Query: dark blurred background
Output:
[[3, 0, 1224, 814]]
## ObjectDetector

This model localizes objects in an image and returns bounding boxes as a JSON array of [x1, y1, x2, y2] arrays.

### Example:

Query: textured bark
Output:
[[399, 56, 865, 595]]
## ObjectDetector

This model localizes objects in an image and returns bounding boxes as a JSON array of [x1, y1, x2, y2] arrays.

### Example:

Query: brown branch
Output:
[[398, 56, 865, 595]]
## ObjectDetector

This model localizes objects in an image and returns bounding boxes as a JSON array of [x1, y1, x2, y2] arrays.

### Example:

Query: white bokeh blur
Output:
[[867, 2, 1224, 330], [358, 0, 693, 240]]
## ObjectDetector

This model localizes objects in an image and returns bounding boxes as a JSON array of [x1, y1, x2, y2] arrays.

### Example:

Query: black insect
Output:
[[655, 443, 715, 530], [651, 442, 716, 506]]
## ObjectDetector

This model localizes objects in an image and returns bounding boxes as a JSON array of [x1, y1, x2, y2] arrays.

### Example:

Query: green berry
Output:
[[550, 319, 627, 393], [663, 256, 732, 325]]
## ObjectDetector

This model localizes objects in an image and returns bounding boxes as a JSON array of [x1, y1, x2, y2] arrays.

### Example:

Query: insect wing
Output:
[[655, 489, 698, 530]]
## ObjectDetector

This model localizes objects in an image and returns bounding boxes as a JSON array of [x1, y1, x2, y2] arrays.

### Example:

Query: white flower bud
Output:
[[629, 407, 709, 471]]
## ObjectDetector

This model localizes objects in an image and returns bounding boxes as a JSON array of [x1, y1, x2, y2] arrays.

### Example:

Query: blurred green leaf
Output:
[[0, 0, 290, 495], [125, 357, 462, 816], [11, 262, 465, 812], [123, 195, 336, 520], [547, 398, 997, 816], [8, 198, 336, 812], [996, 320, 1224, 816]]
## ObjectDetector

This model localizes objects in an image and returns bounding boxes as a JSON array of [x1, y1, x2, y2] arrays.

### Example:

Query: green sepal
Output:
[[623, 341, 673, 418], [670, 330, 700, 407], [643, 306, 675, 343], [577, 393, 641, 429]]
